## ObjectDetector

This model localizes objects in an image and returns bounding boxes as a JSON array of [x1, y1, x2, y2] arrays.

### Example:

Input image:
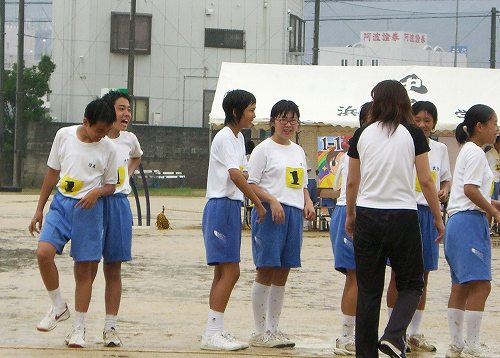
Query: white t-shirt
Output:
[[348, 122, 429, 210], [415, 139, 452, 206], [248, 138, 308, 210], [206, 126, 247, 201], [47, 125, 118, 199], [485, 147, 500, 183], [109, 131, 143, 195], [335, 154, 349, 206], [447, 142, 494, 217]]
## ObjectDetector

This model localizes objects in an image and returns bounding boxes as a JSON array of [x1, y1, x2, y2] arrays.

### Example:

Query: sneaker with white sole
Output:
[[446, 344, 464, 358], [274, 330, 295, 348], [103, 327, 122, 347], [65, 325, 85, 348], [408, 334, 437, 352], [36, 304, 70, 332], [459, 344, 489, 358], [200, 332, 249, 351], [335, 336, 356, 355], [250, 330, 293, 348], [379, 339, 406, 358]]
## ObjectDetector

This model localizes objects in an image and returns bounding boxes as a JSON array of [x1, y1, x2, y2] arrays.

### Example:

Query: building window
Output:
[[341, 59, 348, 66], [356, 59, 364, 66], [134, 97, 149, 124], [203, 90, 215, 128], [372, 59, 379, 66], [205, 28, 245, 49], [289, 14, 305, 53], [110, 12, 152, 54]]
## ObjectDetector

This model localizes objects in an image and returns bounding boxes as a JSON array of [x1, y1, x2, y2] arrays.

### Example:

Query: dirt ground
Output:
[[0, 193, 499, 358]]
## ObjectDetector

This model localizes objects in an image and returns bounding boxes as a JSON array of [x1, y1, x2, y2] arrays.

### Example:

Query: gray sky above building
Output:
[[303, 0, 500, 67]]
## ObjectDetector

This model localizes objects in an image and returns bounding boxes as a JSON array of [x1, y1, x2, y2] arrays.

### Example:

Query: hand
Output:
[[494, 212, 500, 227], [29, 210, 43, 236], [75, 188, 100, 209], [254, 203, 267, 224], [303, 201, 316, 221], [345, 214, 355, 239], [270, 199, 285, 224], [437, 189, 449, 203], [434, 218, 445, 243]]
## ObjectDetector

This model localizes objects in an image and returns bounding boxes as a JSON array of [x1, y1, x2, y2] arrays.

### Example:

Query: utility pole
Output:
[[491, 7, 496, 69], [312, 0, 320, 65], [13, 0, 24, 188], [0, 0, 5, 152], [453, 0, 459, 67], [127, 0, 136, 128]]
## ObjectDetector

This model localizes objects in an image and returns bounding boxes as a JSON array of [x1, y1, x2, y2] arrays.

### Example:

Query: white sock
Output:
[[74, 311, 86, 328], [448, 308, 465, 348], [341, 314, 355, 338], [407, 310, 424, 337], [252, 281, 270, 333], [266, 284, 285, 333], [205, 309, 224, 337], [48, 288, 65, 310], [465, 310, 483, 349], [387, 307, 393, 320], [104, 314, 117, 331]]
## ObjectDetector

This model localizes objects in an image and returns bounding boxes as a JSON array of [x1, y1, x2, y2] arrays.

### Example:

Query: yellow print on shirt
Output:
[[286, 167, 304, 189], [415, 170, 437, 193], [58, 175, 84, 195], [490, 180, 495, 197], [116, 165, 126, 188]]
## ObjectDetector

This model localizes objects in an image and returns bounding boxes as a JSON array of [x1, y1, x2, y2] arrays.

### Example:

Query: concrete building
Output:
[[4, 24, 37, 69], [50, 0, 305, 127], [319, 31, 467, 67]]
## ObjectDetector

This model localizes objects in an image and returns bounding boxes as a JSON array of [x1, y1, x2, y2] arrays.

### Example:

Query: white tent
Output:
[[210, 62, 500, 134]]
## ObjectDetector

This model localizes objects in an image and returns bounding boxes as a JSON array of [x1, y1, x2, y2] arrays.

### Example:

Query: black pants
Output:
[[354, 207, 424, 358]]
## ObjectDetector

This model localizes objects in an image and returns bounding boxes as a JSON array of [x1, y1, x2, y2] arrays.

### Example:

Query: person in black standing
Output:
[[345, 80, 444, 358]]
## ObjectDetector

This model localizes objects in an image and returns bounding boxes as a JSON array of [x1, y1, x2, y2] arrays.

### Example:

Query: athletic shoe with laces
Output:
[[65, 325, 85, 348], [273, 330, 295, 348], [334, 336, 356, 355], [36, 304, 70, 332], [379, 339, 406, 358], [250, 331, 287, 348], [446, 345, 464, 358], [103, 327, 122, 347], [408, 334, 437, 352], [459, 344, 489, 358], [200, 331, 249, 351]]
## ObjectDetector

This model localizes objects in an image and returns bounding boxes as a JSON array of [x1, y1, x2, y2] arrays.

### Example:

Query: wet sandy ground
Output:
[[0, 194, 499, 357]]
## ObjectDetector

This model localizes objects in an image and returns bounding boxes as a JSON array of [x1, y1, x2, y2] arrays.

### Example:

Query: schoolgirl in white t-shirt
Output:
[[247, 100, 315, 349], [444, 104, 500, 358]]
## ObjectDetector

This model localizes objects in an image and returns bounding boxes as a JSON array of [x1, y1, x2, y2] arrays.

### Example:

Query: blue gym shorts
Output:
[[251, 202, 303, 269], [39, 191, 104, 262], [202, 197, 242, 265], [103, 194, 133, 263], [417, 204, 440, 272], [330, 205, 355, 273], [444, 210, 491, 284]]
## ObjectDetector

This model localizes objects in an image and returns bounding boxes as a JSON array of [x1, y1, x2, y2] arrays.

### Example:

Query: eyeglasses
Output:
[[276, 117, 300, 125]]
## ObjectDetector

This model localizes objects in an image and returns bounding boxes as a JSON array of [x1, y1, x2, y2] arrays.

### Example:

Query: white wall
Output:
[[50, 0, 304, 127]]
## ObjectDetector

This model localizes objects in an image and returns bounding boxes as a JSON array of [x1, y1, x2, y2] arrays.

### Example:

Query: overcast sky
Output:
[[303, 0, 500, 68]]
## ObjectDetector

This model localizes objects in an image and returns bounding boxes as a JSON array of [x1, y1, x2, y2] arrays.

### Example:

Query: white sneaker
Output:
[[65, 325, 85, 348], [249, 330, 293, 348], [274, 330, 295, 348], [334, 336, 356, 355], [200, 332, 249, 351], [408, 334, 436, 352], [446, 344, 464, 358], [103, 327, 122, 347], [36, 304, 70, 332], [460, 344, 489, 358]]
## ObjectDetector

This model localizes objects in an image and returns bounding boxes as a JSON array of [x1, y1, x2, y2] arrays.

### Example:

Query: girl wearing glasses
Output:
[[247, 99, 315, 349]]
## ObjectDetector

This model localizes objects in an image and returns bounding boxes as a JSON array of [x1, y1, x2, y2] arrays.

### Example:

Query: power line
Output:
[[305, 13, 493, 21]]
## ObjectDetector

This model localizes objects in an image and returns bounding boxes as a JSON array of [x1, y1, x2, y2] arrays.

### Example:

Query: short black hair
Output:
[[222, 89, 256, 126], [412, 101, 438, 128], [101, 90, 131, 108], [269, 100, 300, 135], [84, 99, 116, 126]]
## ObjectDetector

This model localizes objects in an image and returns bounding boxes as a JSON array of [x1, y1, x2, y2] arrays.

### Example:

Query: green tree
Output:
[[1, 55, 56, 152]]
